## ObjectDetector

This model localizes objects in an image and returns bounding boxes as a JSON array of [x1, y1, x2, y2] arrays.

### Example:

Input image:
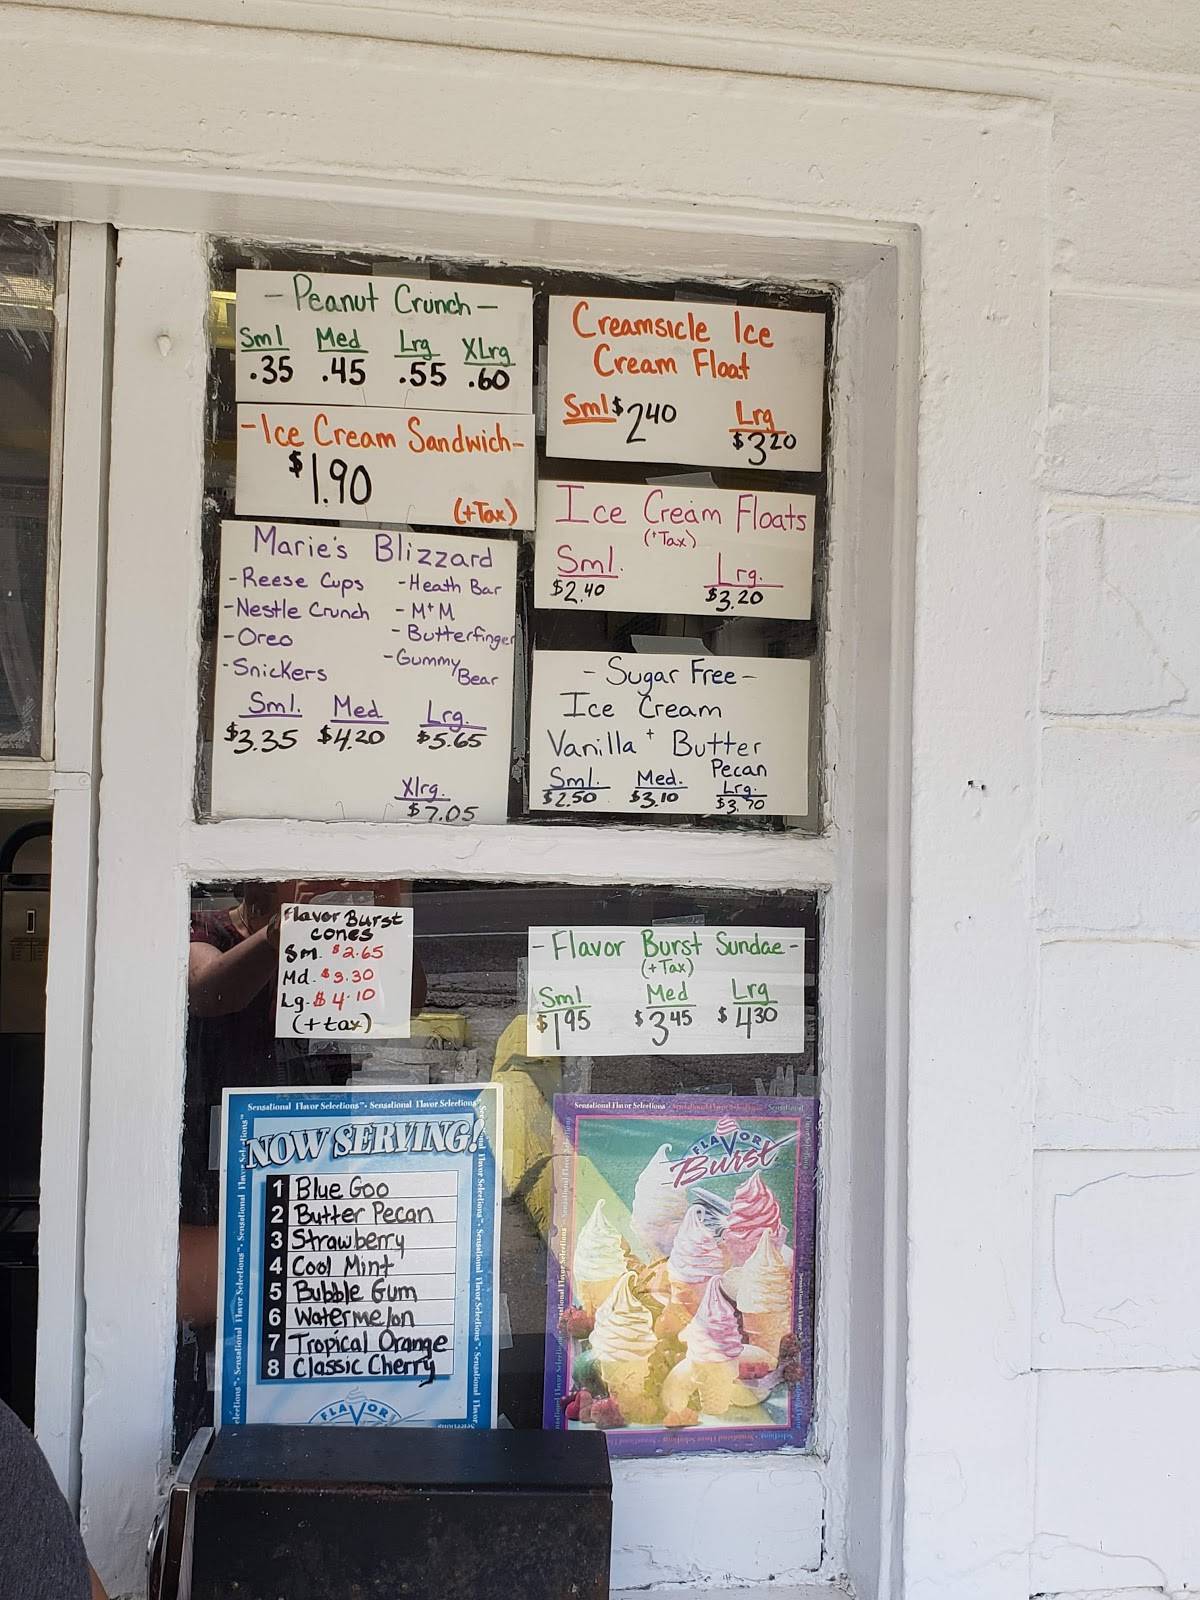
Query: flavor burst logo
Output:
[[669, 1116, 782, 1186], [308, 1393, 405, 1427]]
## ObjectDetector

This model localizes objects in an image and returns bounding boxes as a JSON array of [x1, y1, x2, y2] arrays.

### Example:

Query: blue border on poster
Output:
[[216, 1085, 500, 1430]]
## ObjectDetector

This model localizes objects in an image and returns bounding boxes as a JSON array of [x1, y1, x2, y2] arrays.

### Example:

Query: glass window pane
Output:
[[0, 219, 55, 758], [199, 246, 829, 830], [174, 879, 818, 1455]]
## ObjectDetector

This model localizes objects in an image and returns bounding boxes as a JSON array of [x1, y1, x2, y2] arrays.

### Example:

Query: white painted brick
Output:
[[1035, 1370, 1200, 1593], [1034, 1150, 1200, 1370], [1054, 84, 1200, 291], [1033, 1592, 1173, 1600], [1042, 507, 1200, 717], [1046, 294, 1200, 503], [612, 1460, 823, 1584], [1038, 939, 1200, 1148], [1038, 724, 1200, 934]]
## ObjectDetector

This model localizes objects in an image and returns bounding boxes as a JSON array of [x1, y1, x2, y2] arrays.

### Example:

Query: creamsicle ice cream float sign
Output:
[[543, 1095, 816, 1456]]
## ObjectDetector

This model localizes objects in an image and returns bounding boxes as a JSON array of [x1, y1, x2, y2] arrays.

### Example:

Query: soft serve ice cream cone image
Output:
[[667, 1205, 728, 1315], [573, 1198, 628, 1315], [589, 1271, 658, 1418], [735, 1229, 793, 1361], [661, 1276, 754, 1416], [630, 1142, 690, 1260], [721, 1172, 783, 1266]]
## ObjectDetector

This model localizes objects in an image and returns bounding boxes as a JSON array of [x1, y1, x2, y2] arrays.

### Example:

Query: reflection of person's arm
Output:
[[178, 1224, 220, 1327], [188, 928, 277, 1017]]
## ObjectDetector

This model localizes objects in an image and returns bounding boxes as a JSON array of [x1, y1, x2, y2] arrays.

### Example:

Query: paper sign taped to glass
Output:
[[274, 901, 414, 1040], [526, 924, 805, 1056], [543, 1094, 816, 1455], [216, 1085, 502, 1430], [527, 650, 810, 818]]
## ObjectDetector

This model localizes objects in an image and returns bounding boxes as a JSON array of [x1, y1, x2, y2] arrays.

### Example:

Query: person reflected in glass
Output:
[[175, 878, 425, 1448]]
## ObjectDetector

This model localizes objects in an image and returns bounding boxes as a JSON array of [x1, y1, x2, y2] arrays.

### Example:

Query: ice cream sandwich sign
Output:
[[544, 1094, 816, 1456]]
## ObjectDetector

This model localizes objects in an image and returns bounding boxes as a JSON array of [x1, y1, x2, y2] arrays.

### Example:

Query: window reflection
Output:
[[175, 880, 817, 1450], [0, 219, 55, 758]]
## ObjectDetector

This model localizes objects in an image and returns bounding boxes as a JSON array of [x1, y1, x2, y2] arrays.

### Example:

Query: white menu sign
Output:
[[546, 295, 824, 471], [527, 650, 810, 818], [275, 902, 414, 1040], [235, 404, 535, 531], [534, 478, 815, 620], [525, 924, 805, 1056], [235, 270, 533, 414], [211, 520, 517, 824]]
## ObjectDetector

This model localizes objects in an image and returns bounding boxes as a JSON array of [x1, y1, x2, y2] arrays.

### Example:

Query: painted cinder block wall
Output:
[[2, 1, 1198, 1595]]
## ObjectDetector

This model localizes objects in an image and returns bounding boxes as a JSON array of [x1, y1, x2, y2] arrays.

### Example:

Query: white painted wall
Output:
[[1, 2, 1197, 1598]]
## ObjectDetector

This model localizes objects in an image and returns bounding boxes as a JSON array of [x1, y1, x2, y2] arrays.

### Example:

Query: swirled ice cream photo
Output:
[[543, 1094, 816, 1456]]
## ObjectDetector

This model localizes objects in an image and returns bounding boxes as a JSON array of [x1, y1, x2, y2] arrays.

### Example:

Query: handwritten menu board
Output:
[[235, 404, 535, 531], [527, 650, 810, 817], [525, 925, 805, 1056], [275, 903, 414, 1040], [211, 520, 517, 824], [235, 270, 533, 414], [546, 296, 824, 471], [217, 1085, 502, 1429], [534, 479, 815, 620]]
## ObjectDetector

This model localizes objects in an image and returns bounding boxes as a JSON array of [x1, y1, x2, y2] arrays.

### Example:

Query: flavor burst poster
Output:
[[543, 1095, 816, 1456]]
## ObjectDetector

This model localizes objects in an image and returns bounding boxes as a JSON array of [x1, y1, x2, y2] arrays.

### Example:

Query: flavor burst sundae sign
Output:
[[543, 1094, 816, 1456]]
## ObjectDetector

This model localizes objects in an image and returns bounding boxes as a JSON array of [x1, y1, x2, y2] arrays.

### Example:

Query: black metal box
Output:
[[188, 1425, 612, 1600]]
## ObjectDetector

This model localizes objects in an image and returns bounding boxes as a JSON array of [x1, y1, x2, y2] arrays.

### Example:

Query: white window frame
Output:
[[2, 62, 1044, 1600], [0, 220, 113, 1509], [74, 207, 902, 1597]]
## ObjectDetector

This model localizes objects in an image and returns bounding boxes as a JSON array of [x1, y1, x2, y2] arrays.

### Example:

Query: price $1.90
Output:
[[287, 447, 372, 508]]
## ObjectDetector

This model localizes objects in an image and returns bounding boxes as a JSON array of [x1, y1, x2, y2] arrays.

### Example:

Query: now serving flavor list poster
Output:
[[544, 1095, 816, 1455], [217, 1085, 501, 1430]]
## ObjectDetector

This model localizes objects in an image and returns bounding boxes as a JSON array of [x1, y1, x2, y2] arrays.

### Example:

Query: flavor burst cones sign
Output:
[[543, 1095, 816, 1456]]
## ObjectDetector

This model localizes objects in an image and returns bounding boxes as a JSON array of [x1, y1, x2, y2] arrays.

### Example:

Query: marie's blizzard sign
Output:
[[216, 1085, 501, 1430]]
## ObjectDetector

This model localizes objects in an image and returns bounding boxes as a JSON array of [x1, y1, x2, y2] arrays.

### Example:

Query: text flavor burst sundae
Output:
[[543, 1094, 816, 1455]]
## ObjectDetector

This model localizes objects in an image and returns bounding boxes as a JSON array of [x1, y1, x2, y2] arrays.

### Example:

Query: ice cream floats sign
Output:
[[525, 924, 805, 1056], [533, 479, 816, 622], [545, 295, 825, 471]]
